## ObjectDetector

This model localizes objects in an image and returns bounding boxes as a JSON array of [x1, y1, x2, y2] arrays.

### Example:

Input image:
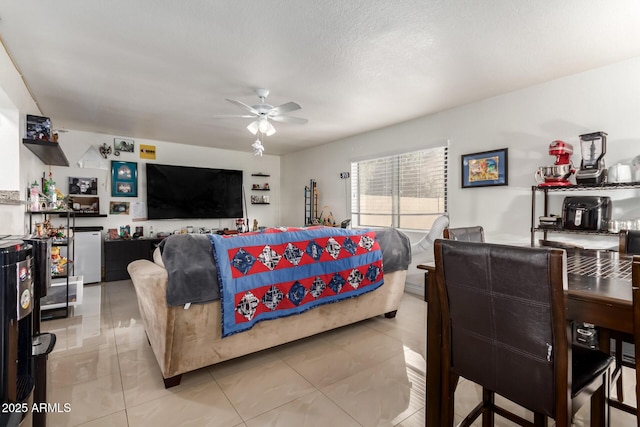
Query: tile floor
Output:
[[41, 281, 637, 426]]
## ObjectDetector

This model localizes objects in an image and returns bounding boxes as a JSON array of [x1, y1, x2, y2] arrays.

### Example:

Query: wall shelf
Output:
[[22, 139, 70, 166], [251, 173, 270, 177], [59, 212, 107, 218]]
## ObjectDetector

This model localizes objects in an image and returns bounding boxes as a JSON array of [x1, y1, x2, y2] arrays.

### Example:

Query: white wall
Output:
[[31, 130, 281, 237], [281, 55, 640, 290], [0, 42, 41, 234]]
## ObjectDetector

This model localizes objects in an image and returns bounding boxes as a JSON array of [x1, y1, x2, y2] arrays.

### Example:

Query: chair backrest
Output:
[[443, 225, 485, 242], [434, 239, 568, 419], [620, 229, 640, 254]]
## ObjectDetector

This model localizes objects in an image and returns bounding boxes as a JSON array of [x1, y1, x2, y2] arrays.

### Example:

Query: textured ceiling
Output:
[[2, 1, 640, 155]]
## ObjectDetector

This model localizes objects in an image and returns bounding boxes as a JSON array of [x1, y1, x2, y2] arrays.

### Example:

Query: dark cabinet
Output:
[[103, 239, 161, 282]]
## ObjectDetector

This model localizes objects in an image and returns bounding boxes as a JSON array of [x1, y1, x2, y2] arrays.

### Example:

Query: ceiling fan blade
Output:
[[225, 99, 260, 115], [212, 114, 256, 119], [269, 101, 301, 116], [270, 115, 308, 125]]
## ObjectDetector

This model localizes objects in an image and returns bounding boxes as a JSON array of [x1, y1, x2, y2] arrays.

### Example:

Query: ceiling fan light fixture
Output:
[[247, 120, 259, 135], [247, 119, 276, 136], [258, 118, 276, 136]]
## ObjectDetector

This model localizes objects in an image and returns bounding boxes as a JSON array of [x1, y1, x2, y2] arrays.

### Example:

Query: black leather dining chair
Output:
[[434, 239, 614, 426], [631, 255, 640, 424], [620, 229, 640, 255], [443, 225, 485, 242], [611, 230, 640, 407]]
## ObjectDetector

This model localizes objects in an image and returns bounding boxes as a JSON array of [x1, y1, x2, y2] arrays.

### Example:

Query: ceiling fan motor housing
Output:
[[255, 88, 270, 99]]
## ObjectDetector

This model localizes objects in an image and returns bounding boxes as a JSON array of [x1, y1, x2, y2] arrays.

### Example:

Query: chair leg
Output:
[[441, 370, 455, 426], [589, 382, 606, 427], [481, 388, 494, 427], [615, 337, 624, 402], [636, 374, 640, 427], [533, 412, 547, 426]]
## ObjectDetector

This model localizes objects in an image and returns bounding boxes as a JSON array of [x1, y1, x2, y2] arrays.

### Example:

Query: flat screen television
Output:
[[146, 163, 243, 219]]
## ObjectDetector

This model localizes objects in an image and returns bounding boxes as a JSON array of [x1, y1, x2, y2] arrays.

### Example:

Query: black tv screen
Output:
[[146, 163, 243, 219]]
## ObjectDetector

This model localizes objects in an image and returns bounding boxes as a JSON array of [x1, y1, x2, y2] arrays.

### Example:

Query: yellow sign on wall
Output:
[[140, 144, 156, 159]]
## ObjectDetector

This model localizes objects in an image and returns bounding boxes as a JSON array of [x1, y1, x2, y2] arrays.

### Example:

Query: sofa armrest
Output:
[[127, 259, 175, 377]]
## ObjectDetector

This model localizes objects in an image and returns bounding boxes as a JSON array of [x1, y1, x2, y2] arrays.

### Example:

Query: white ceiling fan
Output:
[[214, 88, 308, 136]]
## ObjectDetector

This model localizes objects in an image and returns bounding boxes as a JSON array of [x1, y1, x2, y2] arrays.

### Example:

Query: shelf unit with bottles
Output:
[[27, 209, 78, 319], [530, 182, 640, 246]]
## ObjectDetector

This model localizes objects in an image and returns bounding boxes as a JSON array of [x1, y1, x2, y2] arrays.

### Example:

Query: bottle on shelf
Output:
[[29, 181, 40, 212], [149, 226, 154, 238]]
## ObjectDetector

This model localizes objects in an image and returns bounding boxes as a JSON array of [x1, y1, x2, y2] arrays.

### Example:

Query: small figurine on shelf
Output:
[[120, 225, 131, 239], [46, 222, 66, 243], [107, 228, 119, 240], [41, 219, 53, 237], [253, 219, 258, 231], [44, 173, 57, 208], [51, 256, 67, 276], [51, 246, 61, 264]]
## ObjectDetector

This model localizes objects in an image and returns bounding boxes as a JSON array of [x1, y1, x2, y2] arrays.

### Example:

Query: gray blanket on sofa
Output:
[[159, 234, 220, 307], [159, 227, 411, 307]]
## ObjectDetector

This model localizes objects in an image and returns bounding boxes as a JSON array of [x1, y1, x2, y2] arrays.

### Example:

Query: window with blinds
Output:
[[350, 145, 448, 230]]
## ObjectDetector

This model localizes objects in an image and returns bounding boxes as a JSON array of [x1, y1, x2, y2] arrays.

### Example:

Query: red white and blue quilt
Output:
[[208, 227, 384, 337]]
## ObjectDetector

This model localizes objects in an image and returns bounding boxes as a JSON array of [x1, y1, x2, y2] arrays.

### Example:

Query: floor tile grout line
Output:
[[106, 281, 130, 426]]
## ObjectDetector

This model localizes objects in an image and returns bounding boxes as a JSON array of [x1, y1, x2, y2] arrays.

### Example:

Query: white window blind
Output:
[[350, 145, 448, 230]]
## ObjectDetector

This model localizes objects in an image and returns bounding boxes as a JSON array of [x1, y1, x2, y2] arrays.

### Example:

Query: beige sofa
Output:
[[128, 241, 407, 388]]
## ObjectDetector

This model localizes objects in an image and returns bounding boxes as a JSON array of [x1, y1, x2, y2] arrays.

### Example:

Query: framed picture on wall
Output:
[[461, 148, 508, 188], [109, 201, 130, 215], [114, 137, 135, 153], [111, 161, 138, 197], [68, 177, 98, 195]]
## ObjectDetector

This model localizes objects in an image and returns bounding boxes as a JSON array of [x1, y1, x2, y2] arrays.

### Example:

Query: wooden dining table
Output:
[[420, 248, 637, 427]]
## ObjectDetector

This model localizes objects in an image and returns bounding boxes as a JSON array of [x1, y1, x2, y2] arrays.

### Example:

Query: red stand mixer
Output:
[[534, 140, 575, 187]]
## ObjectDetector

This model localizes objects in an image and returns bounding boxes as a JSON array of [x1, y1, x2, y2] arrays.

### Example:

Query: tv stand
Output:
[[103, 238, 162, 282]]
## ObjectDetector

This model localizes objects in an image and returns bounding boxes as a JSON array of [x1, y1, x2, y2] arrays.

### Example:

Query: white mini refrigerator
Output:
[[73, 228, 102, 284]]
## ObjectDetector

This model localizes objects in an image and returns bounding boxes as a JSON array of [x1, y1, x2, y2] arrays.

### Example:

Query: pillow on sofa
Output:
[[153, 247, 164, 267]]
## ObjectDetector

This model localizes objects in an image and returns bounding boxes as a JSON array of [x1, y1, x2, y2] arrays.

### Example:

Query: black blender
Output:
[[575, 131, 607, 185]]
